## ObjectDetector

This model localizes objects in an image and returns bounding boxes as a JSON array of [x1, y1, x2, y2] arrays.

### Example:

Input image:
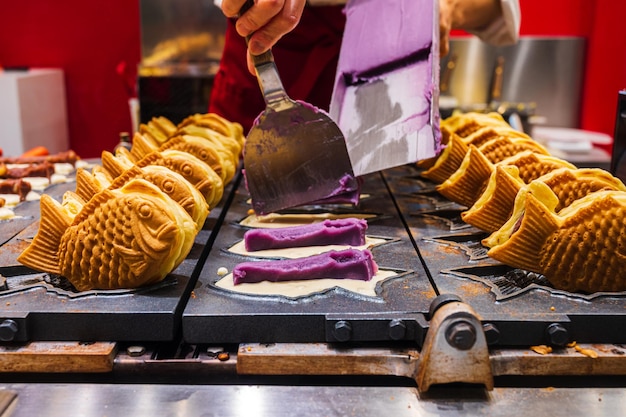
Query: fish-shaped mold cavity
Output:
[[485, 184, 626, 293], [18, 178, 197, 291]]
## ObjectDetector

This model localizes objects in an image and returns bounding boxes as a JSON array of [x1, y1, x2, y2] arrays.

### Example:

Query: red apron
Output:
[[208, 6, 345, 132]]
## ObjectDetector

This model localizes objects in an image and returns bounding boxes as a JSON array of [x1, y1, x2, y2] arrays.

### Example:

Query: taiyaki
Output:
[[177, 113, 245, 151], [102, 150, 224, 208], [462, 125, 531, 148], [18, 178, 197, 291], [421, 131, 469, 183], [485, 184, 626, 293], [441, 112, 509, 138], [139, 116, 177, 145], [478, 136, 549, 164], [131, 134, 227, 183], [436, 145, 495, 207], [76, 162, 209, 231], [461, 166, 625, 233], [461, 165, 525, 232], [438, 148, 576, 208], [178, 130, 238, 183]]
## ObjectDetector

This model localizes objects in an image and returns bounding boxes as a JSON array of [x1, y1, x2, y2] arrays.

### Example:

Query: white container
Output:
[[0, 69, 69, 156]]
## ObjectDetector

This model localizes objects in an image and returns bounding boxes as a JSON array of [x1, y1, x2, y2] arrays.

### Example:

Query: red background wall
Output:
[[1, 0, 625, 158]]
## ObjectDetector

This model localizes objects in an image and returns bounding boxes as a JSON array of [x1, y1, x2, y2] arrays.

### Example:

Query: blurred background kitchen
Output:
[[0, 0, 624, 167]]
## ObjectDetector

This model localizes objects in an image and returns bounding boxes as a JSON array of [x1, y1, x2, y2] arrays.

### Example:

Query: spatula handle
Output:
[[239, 0, 274, 66], [239, 0, 292, 109]]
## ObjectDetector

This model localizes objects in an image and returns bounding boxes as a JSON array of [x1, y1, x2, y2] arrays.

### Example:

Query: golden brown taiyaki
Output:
[[76, 164, 209, 231], [437, 148, 576, 208], [478, 136, 549, 164], [485, 184, 626, 293], [421, 132, 469, 183], [18, 178, 197, 291], [178, 112, 245, 150], [461, 166, 625, 233], [102, 150, 223, 208], [436, 145, 495, 207], [178, 130, 237, 183], [139, 116, 177, 146], [441, 111, 509, 138], [462, 125, 531, 148], [129, 133, 226, 182], [177, 123, 242, 158], [461, 165, 525, 232], [162, 135, 227, 183]]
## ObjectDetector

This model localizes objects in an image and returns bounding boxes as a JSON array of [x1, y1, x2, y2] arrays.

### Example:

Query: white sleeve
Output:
[[468, 0, 521, 46]]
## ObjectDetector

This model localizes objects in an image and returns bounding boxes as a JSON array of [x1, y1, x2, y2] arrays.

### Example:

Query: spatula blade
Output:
[[244, 103, 357, 215]]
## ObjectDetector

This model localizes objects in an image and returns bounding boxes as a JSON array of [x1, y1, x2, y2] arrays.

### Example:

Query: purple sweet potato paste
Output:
[[244, 218, 367, 251], [232, 248, 378, 285]]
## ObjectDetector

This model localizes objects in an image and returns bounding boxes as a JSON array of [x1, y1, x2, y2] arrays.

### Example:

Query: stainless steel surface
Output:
[[442, 37, 586, 128], [3, 383, 626, 417]]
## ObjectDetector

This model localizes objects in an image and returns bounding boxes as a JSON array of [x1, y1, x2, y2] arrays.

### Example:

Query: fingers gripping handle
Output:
[[239, 0, 275, 67]]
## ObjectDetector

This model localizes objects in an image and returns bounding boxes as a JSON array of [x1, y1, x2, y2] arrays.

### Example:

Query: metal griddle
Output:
[[0, 181, 226, 343], [384, 165, 626, 347], [1, 164, 625, 348], [182, 171, 435, 344]]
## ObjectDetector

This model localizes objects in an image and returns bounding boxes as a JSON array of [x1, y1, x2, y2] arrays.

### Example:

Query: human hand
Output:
[[439, 0, 503, 56], [221, 0, 306, 74]]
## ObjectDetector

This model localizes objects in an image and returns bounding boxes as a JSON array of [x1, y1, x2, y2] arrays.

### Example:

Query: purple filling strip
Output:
[[232, 248, 378, 285], [244, 218, 368, 251]]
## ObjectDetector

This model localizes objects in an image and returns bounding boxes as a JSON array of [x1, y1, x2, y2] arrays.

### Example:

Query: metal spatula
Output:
[[239, 1, 357, 215]]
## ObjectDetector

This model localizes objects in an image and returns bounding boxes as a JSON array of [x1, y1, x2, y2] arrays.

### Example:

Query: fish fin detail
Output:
[[130, 132, 159, 161], [17, 194, 70, 274], [115, 243, 149, 278], [75, 168, 103, 201], [101, 150, 127, 178], [72, 188, 117, 226], [134, 151, 164, 169], [108, 164, 143, 190], [487, 189, 560, 272]]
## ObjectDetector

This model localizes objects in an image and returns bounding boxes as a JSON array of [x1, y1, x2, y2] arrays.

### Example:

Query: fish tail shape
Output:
[[487, 182, 560, 272], [17, 194, 71, 275]]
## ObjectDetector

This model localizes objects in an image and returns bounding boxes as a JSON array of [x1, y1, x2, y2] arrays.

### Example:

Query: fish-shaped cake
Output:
[[441, 111, 509, 138], [463, 167, 626, 233], [101, 149, 224, 209], [76, 163, 209, 231], [18, 178, 197, 291], [486, 183, 626, 293]]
